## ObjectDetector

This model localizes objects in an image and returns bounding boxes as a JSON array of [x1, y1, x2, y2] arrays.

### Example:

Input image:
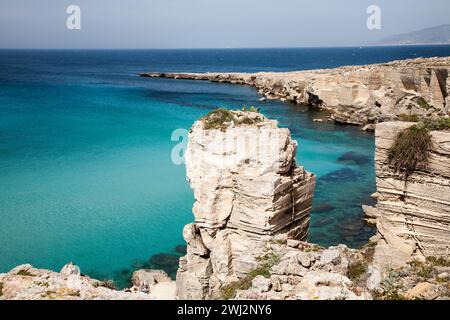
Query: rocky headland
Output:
[[141, 57, 450, 129]]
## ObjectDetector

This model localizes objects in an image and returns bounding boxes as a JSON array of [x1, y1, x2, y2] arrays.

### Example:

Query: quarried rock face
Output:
[[368, 122, 450, 268], [176, 110, 316, 299]]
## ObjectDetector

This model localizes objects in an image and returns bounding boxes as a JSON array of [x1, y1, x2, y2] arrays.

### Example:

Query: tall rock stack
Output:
[[176, 110, 316, 299], [368, 122, 450, 268]]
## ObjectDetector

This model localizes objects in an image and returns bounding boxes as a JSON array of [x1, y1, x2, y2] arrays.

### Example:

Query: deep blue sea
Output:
[[1, 46, 450, 288]]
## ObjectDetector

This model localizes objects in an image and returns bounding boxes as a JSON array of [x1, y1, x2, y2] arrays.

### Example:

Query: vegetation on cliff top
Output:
[[201, 108, 262, 131], [388, 124, 432, 175], [16, 269, 35, 277], [388, 117, 449, 177], [93, 279, 117, 290]]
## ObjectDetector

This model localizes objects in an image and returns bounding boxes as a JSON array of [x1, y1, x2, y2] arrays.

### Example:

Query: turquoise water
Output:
[[1, 47, 450, 287]]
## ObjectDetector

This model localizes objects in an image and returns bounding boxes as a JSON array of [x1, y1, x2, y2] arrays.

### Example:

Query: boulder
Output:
[[405, 282, 439, 300], [132, 269, 171, 292]]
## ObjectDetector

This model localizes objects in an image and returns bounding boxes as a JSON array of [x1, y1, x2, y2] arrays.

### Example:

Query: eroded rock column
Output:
[[176, 111, 316, 299], [368, 122, 450, 268]]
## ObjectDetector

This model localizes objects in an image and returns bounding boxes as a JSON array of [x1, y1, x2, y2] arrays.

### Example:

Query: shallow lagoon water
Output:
[[1, 46, 450, 287]]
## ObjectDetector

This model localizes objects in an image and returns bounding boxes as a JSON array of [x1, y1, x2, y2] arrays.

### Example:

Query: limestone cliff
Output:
[[141, 57, 450, 128], [365, 122, 450, 268], [176, 110, 316, 299]]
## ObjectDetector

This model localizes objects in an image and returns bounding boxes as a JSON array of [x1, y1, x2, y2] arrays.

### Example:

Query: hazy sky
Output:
[[0, 0, 449, 48]]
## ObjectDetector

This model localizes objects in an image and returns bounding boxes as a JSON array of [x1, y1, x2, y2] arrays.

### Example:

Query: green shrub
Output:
[[67, 289, 81, 297], [201, 108, 262, 131], [398, 114, 419, 122], [202, 109, 235, 131], [422, 117, 450, 131], [374, 269, 407, 300], [413, 97, 433, 110], [220, 254, 280, 299], [388, 124, 432, 176], [376, 289, 407, 300], [249, 106, 260, 113], [347, 260, 368, 280], [94, 279, 116, 290], [16, 269, 35, 277], [426, 256, 450, 267], [408, 259, 436, 279], [0, 282, 3, 296], [416, 264, 434, 279]]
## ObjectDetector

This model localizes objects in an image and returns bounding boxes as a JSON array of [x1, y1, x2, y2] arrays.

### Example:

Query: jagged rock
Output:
[[132, 269, 172, 293], [362, 205, 380, 225], [60, 262, 81, 278], [366, 266, 382, 291], [176, 111, 316, 299], [0, 264, 150, 300], [251, 276, 271, 293], [319, 248, 341, 265], [362, 124, 376, 132], [434, 266, 450, 274], [437, 272, 448, 280], [182, 224, 209, 256], [141, 57, 450, 126], [296, 252, 312, 268], [295, 271, 360, 300], [405, 282, 439, 300], [287, 239, 301, 248]]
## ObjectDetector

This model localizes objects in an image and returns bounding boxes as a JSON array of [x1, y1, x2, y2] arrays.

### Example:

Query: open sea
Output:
[[1, 46, 450, 288]]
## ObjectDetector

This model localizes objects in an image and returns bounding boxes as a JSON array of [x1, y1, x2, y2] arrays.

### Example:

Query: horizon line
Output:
[[2, 44, 450, 51]]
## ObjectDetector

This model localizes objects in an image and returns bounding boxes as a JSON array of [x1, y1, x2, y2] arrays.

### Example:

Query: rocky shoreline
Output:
[[141, 56, 450, 130]]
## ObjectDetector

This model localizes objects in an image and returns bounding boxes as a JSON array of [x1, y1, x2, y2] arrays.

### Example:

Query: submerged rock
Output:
[[313, 203, 336, 213], [337, 151, 371, 165], [149, 253, 180, 268], [319, 168, 365, 183], [175, 245, 187, 254]]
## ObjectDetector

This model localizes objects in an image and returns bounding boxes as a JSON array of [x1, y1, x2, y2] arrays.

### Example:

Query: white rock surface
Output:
[[142, 57, 450, 126], [176, 111, 316, 299], [0, 264, 150, 300], [131, 269, 173, 293], [369, 121, 450, 268]]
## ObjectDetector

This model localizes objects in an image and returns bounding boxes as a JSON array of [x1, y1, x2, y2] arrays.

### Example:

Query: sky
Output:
[[0, 0, 449, 49]]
